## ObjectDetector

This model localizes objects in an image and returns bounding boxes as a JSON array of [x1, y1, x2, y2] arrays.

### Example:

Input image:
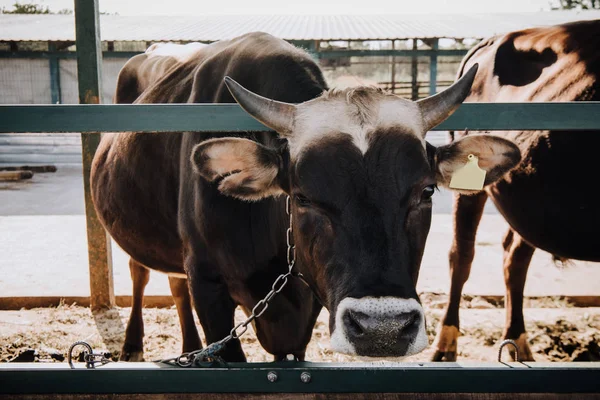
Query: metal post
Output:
[[307, 40, 318, 61], [429, 39, 439, 96], [289, 40, 318, 60], [390, 41, 396, 94], [48, 43, 61, 104], [411, 39, 418, 101], [75, 0, 115, 310]]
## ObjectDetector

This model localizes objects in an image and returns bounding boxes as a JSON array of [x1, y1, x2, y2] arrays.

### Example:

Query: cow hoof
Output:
[[119, 344, 144, 362], [119, 351, 144, 362], [432, 350, 457, 361], [432, 324, 460, 362], [505, 333, 535, 362]]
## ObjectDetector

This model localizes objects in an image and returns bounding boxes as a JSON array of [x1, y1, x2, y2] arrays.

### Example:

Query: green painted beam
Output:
[[74, 0, 115, 311], [75, 0, 103, 105], [0, 51, 140, 59], [411, 40, 418, 100], [0, 49, 468, 60], [317, 49, 469, 58], [48, 43, 62, 104], [1, 103, 600, 133], [1, 362, 599, 394], [429, 39, 439, 96]]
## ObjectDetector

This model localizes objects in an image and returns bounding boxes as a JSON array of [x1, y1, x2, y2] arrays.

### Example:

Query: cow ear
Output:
[[191, 138, 284, 201], [434, 134, 521, 192]]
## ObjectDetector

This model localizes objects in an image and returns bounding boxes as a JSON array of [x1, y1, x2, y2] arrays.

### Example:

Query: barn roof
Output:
[[1, 11, 599, 42]]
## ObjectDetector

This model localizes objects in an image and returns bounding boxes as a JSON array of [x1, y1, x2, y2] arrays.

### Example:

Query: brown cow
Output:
[[108, 42, 207, 361], [432, 20, 600, 362], [92, 32, 520, 362]]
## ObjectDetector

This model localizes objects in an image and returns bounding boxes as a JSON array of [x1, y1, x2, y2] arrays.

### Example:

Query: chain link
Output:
[[286, 195, 296, 268], [159, 195, 297, 367], [67, 341, 112, 369]]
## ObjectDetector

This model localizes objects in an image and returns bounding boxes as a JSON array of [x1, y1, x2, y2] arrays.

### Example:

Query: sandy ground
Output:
[[1, 295, 598, 364]]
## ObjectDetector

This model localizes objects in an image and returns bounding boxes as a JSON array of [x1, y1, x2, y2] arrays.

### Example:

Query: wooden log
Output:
[[1, 294, 599, 311], [0, 170, 33, 181], [0, 295, 176, 310], [0, 165, 57, 173]]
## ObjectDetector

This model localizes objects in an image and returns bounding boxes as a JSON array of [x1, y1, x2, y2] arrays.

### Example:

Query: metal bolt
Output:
[[300, 372, 311, 383], [267, 371, 278, 383]]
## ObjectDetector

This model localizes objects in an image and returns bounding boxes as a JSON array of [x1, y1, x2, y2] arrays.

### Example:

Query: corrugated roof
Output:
[[1, 11, 599, 42]]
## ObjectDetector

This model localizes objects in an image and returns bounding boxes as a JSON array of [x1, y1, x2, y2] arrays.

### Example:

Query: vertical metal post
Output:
[[75, 0, 115, 310], [307, 40, 318, 61], [390, 41, 396, 94], [429, 39, 439, 96], [289, 40, 318, 60], [411, 39, 418, 101], [48, 42, 61, 104]]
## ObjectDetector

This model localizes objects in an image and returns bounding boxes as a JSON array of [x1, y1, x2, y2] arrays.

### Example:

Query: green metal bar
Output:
[[411, 40, 418, 100], [74, 0, 115, 311], [0, 49, 469, 60], [317, 49, 469, 58], [429, 39, 438, 96], [48, 43, 62, 104], [308, 40, 319, 61], [291, 40, 318, 60], [0, 51, 141, 59], [1, 362, 600, 394], [391, 40, 396, 94], [1, 103, 600, 133]]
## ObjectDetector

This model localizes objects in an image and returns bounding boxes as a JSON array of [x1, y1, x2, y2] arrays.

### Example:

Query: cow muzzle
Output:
[[330, 297, 428, 357]]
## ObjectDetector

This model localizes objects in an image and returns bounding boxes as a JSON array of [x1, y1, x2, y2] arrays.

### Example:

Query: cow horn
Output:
[[417, 64, 479, 134], [224, 76, 297, 136]]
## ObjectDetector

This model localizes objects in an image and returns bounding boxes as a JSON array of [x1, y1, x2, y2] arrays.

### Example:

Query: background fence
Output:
[[0, 51, 464, 164]]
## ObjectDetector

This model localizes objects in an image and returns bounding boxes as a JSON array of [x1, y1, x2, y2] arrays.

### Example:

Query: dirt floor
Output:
[[1, 294, 598, 364]]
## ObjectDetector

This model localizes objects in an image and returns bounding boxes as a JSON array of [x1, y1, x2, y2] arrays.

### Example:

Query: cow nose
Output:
[[344, 309, 418, 337], [342, 309, 421, 356]]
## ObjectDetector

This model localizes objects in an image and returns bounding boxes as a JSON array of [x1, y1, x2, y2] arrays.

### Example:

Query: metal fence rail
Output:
[[2, 102, 600, 133], [1, 362, 600, 395]]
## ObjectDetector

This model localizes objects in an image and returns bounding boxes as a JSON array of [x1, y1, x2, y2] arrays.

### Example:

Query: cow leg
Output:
[[432, 191, 488, 361], [502, 229, 535, 361], [185, 251, 246, 362], [168, 276, 202, 353], [189, 278, 245, 362], [120, 258, 150, 361]]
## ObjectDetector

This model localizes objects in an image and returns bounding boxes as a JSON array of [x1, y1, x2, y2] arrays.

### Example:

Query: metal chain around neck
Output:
[[159, 195, 297, 367]]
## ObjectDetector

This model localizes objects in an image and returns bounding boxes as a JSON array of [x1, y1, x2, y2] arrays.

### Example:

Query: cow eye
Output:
[[421, 185, 436, 202], [295, 194, 311, 206]]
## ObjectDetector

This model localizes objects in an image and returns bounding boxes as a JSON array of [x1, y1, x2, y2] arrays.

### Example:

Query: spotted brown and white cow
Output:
[[432, 20, 600, 362], [91, 32, 520, 361]]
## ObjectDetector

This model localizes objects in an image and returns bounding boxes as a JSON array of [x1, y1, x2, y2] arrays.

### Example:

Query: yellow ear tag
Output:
[[449, 154, 486, 191]]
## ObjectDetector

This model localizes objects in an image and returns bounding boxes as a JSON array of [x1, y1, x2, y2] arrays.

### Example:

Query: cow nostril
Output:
[[400, 312, 417, 330], [395, 311, 420, 339], [343, 311, 366, 337]]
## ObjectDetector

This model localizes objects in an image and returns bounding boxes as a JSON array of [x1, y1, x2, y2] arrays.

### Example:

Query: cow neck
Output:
[[286, 195, 326, 306]]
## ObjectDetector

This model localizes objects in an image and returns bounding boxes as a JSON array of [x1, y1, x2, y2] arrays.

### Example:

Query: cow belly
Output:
[[91, 134, 184, 274], [488, 132, 600, 261]]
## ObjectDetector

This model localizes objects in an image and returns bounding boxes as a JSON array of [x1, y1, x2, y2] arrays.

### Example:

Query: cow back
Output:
[[454, 20, 600, 261]]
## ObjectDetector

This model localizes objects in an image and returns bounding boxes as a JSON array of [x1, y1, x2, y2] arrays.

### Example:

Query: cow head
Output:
[[191, 64, 520, 358]]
